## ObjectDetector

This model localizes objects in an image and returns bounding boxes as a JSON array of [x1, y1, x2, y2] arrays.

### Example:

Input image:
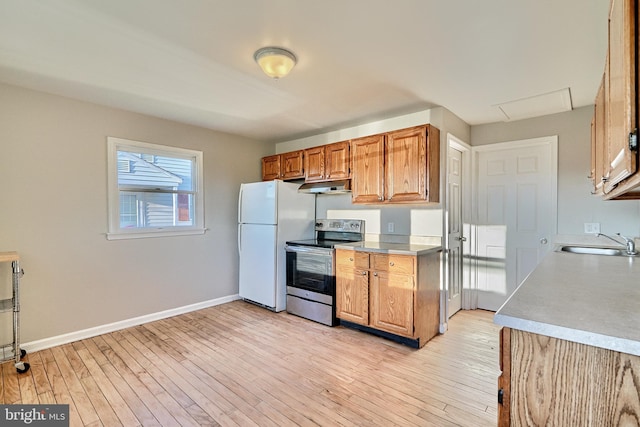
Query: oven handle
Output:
[[285, 245, 333, 257]]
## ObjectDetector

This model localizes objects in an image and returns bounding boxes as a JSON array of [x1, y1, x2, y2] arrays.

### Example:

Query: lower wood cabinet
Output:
[[498, 327, 640, 426], [335, 248, 440, 348]]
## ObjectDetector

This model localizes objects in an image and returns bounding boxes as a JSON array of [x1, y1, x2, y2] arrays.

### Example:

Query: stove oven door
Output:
[[285, 245, 334, 295]]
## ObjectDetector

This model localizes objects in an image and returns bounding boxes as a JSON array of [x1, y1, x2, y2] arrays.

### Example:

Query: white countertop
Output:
[[494, 249, 640, 356], [334, 241, 442, 256]]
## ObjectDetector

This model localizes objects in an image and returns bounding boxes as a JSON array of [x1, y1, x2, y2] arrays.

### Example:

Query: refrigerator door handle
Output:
[[238, 185, 243, 223], [238, 224, 242, 256]]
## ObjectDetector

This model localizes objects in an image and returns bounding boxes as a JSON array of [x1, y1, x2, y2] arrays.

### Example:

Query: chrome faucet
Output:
[[596, 233, 637, 255]]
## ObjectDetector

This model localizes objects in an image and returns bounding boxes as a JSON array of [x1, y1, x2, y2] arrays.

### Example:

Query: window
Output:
[[107, 137, 205, 239]]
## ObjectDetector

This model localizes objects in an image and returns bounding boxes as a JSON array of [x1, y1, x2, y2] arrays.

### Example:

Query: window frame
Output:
[[107, 137, 205, 240]]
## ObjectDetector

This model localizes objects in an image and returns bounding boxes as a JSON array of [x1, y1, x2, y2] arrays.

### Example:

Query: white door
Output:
[[474, 136, 557, 311], [238, 181, 277, 225], [238, 223, 277, 307], [447, 146, 463, 316]]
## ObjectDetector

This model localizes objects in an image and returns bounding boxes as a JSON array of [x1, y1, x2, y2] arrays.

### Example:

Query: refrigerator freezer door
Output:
[[238, 223, 277, 308], [238, 181, 277, 225]]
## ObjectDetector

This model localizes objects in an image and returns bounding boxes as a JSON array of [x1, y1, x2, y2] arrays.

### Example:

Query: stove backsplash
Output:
[[317, 193, 443, 246]]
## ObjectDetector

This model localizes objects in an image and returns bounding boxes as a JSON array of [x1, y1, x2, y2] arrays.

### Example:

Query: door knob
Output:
[[456, 236, 467, 242], [540, 238, 548, 244]]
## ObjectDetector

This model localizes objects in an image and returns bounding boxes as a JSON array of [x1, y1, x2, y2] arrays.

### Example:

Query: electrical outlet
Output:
[[584, 222, 601, 234], [387, 222, 395, 233]]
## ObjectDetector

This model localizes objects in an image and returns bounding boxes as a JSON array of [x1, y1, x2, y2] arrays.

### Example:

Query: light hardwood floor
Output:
[[2, 301, 501, 426]]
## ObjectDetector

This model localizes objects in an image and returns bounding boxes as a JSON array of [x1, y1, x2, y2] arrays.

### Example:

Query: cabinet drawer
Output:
[[372, 254, 414, 274], [336, 250, 370, 269]]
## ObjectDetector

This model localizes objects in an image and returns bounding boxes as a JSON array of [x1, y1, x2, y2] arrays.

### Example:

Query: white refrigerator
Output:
[[238, 180, 315, 312]]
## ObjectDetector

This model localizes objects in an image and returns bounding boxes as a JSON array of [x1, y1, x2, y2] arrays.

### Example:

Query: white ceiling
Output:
[[0, 0, 609, 142]]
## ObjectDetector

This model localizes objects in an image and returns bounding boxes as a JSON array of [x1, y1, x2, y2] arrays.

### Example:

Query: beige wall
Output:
[[0, 83, 271, 344], [471, 106, 640, 237]]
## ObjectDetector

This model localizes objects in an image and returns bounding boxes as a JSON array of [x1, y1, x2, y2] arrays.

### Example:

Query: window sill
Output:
[[106, 228, 207, 240]]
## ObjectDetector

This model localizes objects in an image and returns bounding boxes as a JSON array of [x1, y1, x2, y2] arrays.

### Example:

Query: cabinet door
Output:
[[370, 269, 414, 337], [281, 150, 305, 180], [370, 254, 415, 337], [592, 76, 607, 195], [336, 263, 369, 325], [351, 135, 385, 203], [262, 155, 281, 181], [325, 141, 351, 180], [304, 146, 325, 182], [509, 329, 640, 425], [383, 124, 438, 203], [604, 0, 637, 193], [498, 327, 511, 427], [385, 126, 428, 202], [426, 125, 440, 203]]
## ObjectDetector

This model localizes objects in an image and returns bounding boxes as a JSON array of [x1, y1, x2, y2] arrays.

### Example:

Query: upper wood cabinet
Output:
[[351, 125, 440, 204], [304, 146, 324, 182], [261, 155, 281, 181], [304, 140, 350, 182], [261, 124, 440, 203], [386, 125, 440, 203], [351, 135, 385, 203], [261, 150, 305, 181], [325, 141, 351, 181], [591, 76, 607, 195], [281, 150, 305, 179], [592, 0, 639, 198]]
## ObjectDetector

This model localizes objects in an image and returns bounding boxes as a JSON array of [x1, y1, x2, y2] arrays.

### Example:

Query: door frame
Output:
[[470, 135, 558, 310], [442, 134, 472, 330]]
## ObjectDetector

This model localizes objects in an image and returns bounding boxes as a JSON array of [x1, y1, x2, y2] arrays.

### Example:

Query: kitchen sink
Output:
[[556, 245, 639, 257]]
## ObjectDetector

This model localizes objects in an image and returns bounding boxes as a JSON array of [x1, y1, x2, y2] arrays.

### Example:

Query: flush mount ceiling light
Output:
[[254, 46, 297, 79]]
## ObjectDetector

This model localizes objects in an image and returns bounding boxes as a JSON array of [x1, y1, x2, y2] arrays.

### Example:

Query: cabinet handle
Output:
[[349, 257, 354, 261], [373, 272, 378, 277], [498, 389, 504, 405], [389, 262, 395, 267], [361, 271, 367, 276]]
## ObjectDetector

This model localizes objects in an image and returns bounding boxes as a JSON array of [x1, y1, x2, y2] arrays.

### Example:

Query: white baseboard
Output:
[[23, 294, 241, 353]]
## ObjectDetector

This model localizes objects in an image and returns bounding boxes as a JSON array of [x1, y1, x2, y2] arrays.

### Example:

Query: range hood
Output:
[[297, 179, 351, 194]]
